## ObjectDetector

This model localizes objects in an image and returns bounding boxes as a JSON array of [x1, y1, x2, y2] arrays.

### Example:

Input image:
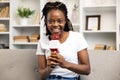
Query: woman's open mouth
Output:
[[52, 27, 61, 33]]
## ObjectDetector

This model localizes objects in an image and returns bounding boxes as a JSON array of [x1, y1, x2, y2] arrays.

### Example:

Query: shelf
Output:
[[0, 0, 118, 50], [13, 42, 38, 45], [83, 30, 116, 33], [83, 5, 116, 11], [84, 4, 116, 8], [0, 32, 9, 34], [0, 1, 10, 3], [12, 25, 40, 28], [73, 23, 80, 26], [0, 18, 10, 20]]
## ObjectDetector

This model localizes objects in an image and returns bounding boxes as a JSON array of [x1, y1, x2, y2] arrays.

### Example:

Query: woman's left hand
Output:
[[55, 53, 68, 68], [49, 51, 68, 68]]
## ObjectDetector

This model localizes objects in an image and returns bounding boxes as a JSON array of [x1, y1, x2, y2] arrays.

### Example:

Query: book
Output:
[[0, 24, 7, 32], [14, 39, 28, 42], [14, 36, 28, 39], [29, 39, 38, 42], [94, 44, 107, 50], [29, 34, 40, 39], [106, 46, 116, 50]]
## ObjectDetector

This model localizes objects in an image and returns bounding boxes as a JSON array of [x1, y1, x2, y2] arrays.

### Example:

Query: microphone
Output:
[[49, 33, 60, 53]]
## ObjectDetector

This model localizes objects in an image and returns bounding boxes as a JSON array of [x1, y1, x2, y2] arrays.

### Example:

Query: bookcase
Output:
[[0, 0, 10, 49], [117, 0, 120, 50], [0, 0, 40, 49], [40, 0, 118, 50], [0, 0, 119, 50], [10, 0, 40, 49], [80, 0, 118, 50]]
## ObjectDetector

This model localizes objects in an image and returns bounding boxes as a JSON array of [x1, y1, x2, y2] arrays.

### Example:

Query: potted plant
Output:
[[17, 7, 35, 25]]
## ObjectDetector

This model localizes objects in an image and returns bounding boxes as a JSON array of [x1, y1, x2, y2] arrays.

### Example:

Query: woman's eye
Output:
[[58, 20, 63, 23], [47, 20, 54, 24], [47, 19, 64, 24]]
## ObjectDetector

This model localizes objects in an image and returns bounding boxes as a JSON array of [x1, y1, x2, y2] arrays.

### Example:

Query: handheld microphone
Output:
[[49, 33, 60, 53]]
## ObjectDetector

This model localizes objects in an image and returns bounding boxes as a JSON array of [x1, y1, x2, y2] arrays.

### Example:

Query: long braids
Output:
[[41, 1, 74, 35]]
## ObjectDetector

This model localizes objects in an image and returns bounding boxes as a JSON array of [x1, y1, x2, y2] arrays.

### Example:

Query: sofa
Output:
[[0, 49, 120, 80]]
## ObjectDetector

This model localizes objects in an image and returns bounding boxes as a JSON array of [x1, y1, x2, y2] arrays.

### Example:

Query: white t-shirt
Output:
[[36, 31, 88, 77]]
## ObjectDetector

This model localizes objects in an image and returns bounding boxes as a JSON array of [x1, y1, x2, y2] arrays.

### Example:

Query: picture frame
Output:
[[86, 15, 101, 30]]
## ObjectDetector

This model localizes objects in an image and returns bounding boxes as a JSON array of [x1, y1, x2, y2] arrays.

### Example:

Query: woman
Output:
[[36, 1, 90, 80]]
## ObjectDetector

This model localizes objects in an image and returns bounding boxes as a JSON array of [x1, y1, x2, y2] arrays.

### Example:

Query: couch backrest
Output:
[[80, 50, 120, 80], [0, 49, 40, 80], [0, 49, 120, 80]]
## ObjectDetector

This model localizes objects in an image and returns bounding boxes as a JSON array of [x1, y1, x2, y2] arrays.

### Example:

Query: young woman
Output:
[[36, 1, 90, 80]]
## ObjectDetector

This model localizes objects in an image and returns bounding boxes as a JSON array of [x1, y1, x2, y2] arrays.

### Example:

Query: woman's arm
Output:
[[38, 52, 59, 80], [55, 48, 91, 75], [38, 55, 53, 80], [66, 49, 91, 75]]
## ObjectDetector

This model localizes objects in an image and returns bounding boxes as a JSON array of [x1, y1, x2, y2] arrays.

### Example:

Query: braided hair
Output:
[[42, 1, 74, 35]]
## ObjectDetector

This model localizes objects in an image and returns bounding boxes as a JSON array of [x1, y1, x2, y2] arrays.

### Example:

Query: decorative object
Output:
[[106, 46, 116, 50], [0, 24, 7, 32], [17, 7, 35, 25], [34, 11, 40, 25], [19, 18, 28, 25], [86, 15, 101, 30], [0, 5, 9, 18], [71, 0, 79, 24]]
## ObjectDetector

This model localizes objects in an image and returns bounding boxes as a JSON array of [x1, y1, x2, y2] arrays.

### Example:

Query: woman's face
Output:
[[46, 10, 66, 35]]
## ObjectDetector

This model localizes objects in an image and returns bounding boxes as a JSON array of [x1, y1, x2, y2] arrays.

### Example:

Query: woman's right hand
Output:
[[47, 51, 59, 68]]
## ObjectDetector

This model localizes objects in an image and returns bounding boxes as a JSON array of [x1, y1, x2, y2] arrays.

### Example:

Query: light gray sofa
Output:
[[0, 49, 120, 80]]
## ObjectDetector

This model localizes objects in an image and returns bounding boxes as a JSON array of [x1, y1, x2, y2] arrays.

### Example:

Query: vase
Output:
[[19, 18, 28, 25], [71, 9, 79, 24]]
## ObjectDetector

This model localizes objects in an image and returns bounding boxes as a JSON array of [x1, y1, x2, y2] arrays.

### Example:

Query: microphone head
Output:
[[52, 33, 59, 40], [50, 32, 60, 53]]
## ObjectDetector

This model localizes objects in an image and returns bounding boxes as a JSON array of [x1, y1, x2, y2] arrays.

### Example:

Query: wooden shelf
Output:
[[0, 32, 9, 34], [83, 30, 116, 33], [13, 42, 38, 45], [0, 18, 10, 20], [0, 1, 10, 3], [12, 25, 40, 28]]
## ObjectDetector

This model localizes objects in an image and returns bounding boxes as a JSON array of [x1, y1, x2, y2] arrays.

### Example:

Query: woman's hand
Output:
[[47, 51, 68, 68], [55, 53, 68, 68], [47, 51, 59, 68]]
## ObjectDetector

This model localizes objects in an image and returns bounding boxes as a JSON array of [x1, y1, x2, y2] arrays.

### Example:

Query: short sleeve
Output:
[[36, 40, 45, 55], [77, 33, 88, 51]]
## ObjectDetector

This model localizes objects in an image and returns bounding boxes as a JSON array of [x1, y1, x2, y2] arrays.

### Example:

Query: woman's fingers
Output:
[[47, 56, 59, 67], [48, 56, 58, 62]]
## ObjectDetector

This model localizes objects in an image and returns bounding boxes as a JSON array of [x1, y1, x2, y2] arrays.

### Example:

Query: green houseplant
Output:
[[17, 7, 35, 18], [17, 7, 35, 25]]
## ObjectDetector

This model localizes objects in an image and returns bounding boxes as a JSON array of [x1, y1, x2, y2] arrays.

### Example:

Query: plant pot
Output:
[[19, 18, 29, 25]]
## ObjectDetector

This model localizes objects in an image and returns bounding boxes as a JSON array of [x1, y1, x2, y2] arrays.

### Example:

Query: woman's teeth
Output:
[[53, 27, 60, 33]]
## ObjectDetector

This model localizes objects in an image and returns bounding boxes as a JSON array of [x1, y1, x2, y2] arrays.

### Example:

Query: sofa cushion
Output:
[[0, 49, 120, 80]]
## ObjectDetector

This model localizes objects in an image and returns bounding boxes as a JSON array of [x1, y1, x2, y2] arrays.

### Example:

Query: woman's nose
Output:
[[52, 21, 59, 26]]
